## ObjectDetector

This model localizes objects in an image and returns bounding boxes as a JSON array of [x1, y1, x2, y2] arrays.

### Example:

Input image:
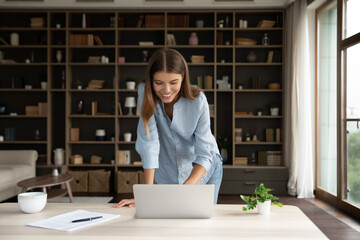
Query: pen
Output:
[[71, 216, 103, 223]]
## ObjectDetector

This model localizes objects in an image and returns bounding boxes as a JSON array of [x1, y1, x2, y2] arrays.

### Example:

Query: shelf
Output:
[[0, 141, 47, 144], [69, 141, 115, 144], [235, 142, 282, 145]]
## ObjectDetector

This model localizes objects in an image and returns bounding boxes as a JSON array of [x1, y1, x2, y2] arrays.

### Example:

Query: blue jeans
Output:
[[206, 154, 223, 204]]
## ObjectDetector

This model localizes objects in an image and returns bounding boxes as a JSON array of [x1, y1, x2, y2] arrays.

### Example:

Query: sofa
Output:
[[0, 150, 38, 202]]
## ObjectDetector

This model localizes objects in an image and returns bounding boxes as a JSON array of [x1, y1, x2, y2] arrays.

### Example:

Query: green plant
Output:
[[75, 80, 82, 87], [257, 108, 263, 112], [269, 103, 279, 109], [217, 19, 224, 25], [217, 135, 230, 149], [125, 77, 136, 82], [240, 183, 283, 211]]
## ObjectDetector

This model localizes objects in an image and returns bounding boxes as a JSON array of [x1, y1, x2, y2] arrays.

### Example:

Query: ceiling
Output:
[[0, 0, 296, 9]]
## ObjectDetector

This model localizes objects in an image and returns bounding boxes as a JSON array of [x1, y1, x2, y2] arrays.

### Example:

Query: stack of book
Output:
[[167, 14, 189, 27], [197, 75, 213, 89], [265, 128, 281, 142], [145, 15, 164, 28], [30, 17, 44, 28], [258, 151, 282, 166]]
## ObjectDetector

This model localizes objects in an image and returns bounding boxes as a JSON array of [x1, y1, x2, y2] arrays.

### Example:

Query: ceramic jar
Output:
[[246, 51, 257, 62], [188, 32, 199, 45], [10, 32, 19, 46]]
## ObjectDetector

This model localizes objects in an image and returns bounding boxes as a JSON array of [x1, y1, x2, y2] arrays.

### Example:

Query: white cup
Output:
[[41, 82, 47, 90], [124, 132, 132, 142], [0, 135, 4, 141]]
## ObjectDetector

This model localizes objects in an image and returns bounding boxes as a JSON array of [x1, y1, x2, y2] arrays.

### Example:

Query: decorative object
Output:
[[262, 33, 270, 45], [142, 50, 148, 62], [246, 51, 257, 62], [75, 80, 82, 89], [190, 55, 204, 63], [125, 77, 136, 89], [76, 99, 84, 113], [235, 128, 242, 142], [196, 20, 204, 28], [82, 13, 86, 28], [40, 81, 47, 90], [268, 82, 281, 89], [270, 104, 279, 116], [70, 154, 83, 164], [61, 70, 65, 89], [0, 135, 3, 142], [257, 108, 263, 116], [87, 80, 105, 89], [56, 23, 61, 28], [90, 155, 102, 164], [124, 132, 132, 142], [245, 132, 251, 142], [235, 37, 256, 46], [56, 50, 62, 62], [95, 129, 106, 141], [54, 148, 65, 166], [217, 19, 224, 28], [34, 129, 41, 140], [118, 56, 125, 63], [240, 183, 283, 214], [217, 135, 230, 163], [124, 97, 136, 115], [17, 192, 47, 214], [239, 19, 248, 28], [257, 20, 276, 28], [117, 150, 131, 164], [188, 32, 198, 45], [10, 32, 19, 46]]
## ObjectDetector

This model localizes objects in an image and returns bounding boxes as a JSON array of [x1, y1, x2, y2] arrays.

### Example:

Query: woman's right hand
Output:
[[112, 198, 135, 208]]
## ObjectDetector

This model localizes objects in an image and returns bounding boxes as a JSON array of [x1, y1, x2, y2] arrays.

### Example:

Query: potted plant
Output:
[[217, 135, 230, 163], [256, 108, 263, 116], [217, 19, 224, 28], [245, 132, 251, 141], [75, 80, 82, 90], [125, 77, 136, 90], [238, 81, 244, 90], [269, 103, 279, 116], [240, 183, 283, 215]]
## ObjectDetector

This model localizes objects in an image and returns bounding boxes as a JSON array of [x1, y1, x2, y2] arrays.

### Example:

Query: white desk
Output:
[[0, 203, 328, 239]]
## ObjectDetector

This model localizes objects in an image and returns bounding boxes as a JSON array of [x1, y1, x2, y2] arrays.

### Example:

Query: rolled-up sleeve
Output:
[[192, 95, 214, 172], [135, 84, 160, 169]]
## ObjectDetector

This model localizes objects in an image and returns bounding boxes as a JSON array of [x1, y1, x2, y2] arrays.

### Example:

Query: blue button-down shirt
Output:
[[135, 84, 220, 184]]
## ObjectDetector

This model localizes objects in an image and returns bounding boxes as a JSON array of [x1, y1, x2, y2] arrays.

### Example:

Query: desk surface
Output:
[[0, 203, 328, 240]]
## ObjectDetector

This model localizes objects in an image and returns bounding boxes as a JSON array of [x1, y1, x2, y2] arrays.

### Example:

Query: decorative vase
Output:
[[220, 148, 228, 163], [126, 81, 136, 90], [246, 51, 257, 62], [196, 20, 204, 28], [56, 50, 62, 63], [270, 108, 279, 116], [188, 32, 199, 45], [10, 32, 19, 46], [257, 200, 271, 215]]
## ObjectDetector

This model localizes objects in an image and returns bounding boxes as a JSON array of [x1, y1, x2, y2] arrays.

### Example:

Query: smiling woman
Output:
[[113, 48, 223, 208]]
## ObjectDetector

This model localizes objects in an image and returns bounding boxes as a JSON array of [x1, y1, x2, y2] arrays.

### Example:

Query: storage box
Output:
[[70, 154, 83, 164], [88, 169, 111, 192], [234, 157, 248, 166], [90, 155, 102, 164], [117, 171, 138, 193], [68, 170, 88, 192], [116, 150, 131, 165], [25, 106, 38, 116], [70, 128, 80, 141]]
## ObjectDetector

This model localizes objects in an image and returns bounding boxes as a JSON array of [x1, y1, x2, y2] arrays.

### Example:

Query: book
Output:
[[94, 35, 104, 46], [0, 36, 9, 45], [91, 101, 98, 116], [118, 102, 123, 115], [267, 50, 274, 63], [27, 210, 120, 232]]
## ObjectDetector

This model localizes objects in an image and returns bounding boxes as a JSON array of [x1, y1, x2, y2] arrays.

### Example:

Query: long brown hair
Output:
[[142, 48, 201, 136]]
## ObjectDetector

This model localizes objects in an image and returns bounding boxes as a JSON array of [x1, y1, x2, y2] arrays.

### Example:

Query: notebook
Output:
[[133, 184, 214, 219]]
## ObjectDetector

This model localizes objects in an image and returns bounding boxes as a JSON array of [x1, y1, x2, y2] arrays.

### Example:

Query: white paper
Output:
[[27, 210, 120, 232]]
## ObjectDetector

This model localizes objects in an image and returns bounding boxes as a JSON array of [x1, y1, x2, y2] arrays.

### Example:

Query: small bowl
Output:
[[18, 192, 47, 214]]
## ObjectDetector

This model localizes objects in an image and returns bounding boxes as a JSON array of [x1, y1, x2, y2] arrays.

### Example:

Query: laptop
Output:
[[133, 184, 214, 219]]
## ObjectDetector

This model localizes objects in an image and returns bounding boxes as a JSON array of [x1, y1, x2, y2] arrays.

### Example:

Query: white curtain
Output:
[[284, 0, 315, 198]]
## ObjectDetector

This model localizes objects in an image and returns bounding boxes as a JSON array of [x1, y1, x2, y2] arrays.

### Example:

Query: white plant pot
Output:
[[126, 81, 136, 90], [257, 200, 271, 215], [270, 108, 279, 116]]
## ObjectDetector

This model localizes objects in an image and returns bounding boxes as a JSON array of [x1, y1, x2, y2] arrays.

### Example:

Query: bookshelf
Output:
[[0, 9, 287, 195]]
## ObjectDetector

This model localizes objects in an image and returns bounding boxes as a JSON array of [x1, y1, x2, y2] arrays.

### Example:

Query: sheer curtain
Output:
[[284, 0, 315, 198]]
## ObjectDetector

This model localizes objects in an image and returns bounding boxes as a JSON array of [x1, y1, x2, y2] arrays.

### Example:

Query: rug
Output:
[[47, 196, 113, 204]]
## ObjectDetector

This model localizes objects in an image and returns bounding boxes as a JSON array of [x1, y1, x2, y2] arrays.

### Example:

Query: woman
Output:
[[113, 48, 222, 208]]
